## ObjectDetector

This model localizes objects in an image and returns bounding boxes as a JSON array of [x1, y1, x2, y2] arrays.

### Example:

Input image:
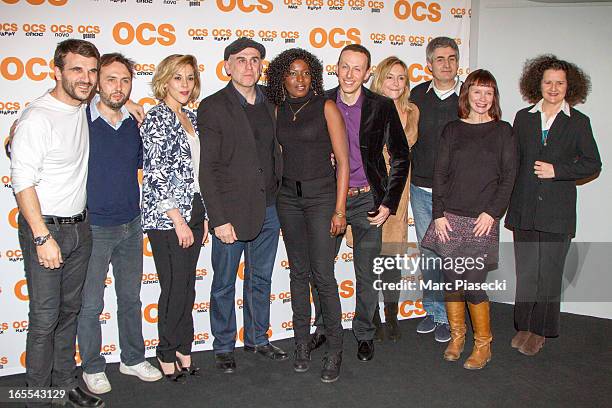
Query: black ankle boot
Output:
[[384, 302, 401, 342], [373, 305, 384, 342], [293, 343, 311, 373], [320, 351, 342, 383]]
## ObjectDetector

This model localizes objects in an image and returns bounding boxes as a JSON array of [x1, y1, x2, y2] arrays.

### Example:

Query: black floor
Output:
[[1, 303, 610, 408]]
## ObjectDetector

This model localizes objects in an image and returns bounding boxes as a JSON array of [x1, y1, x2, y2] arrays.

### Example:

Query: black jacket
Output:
[[197, 83, 282, 241], [505, 106, 601, 236], [325, 86, 410, 214]]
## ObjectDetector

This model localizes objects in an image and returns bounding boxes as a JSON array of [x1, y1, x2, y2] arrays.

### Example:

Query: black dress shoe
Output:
[[308, 332, 327, 352], [244, 343, 288, 361], [321, 351, 342, 383], [357, 340, 374, 361], [67, 386, 105, 407], [293, 343, 311, 373], [214, 352, 236, 373]]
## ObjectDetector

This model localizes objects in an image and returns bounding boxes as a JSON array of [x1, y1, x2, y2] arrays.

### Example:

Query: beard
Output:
[[62, 78, 94, 103], [99, 89, 128, 110]]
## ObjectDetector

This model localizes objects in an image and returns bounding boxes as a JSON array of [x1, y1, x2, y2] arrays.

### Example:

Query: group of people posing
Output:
[[9, 34, 601, 408]]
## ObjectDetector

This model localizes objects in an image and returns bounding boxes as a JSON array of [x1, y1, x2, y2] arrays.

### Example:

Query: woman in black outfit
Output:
[[265, 48, 349, 383], [506, 55, 601, 356], [423, 69, 516, 369]]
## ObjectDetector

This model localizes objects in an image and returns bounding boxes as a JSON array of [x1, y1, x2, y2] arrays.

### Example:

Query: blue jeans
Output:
[[18, 214, 92, 397], [210, 205, 280, 353], [77, 216, 145, 374], [410, 184, 447, 324]]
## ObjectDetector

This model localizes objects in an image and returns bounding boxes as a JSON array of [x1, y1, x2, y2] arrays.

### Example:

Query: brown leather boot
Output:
[[519, 333, 545, 356], [443, 301, 466, 361], [511, 331, 532, 349], [384, 302, 401, 342], [464, 301, 492, 370]]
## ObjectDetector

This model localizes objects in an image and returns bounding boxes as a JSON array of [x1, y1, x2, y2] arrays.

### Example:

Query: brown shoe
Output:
[[511, 331, 532, 349], [519, 333, 545, 356], [464, 301, 492, 370], [443, 301, 466, 361]]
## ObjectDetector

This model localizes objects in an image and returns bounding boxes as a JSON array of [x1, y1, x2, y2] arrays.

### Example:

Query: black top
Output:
[[410, 80, 459, 188], [244, 102, 277, 206], [432, 120, 517, 220], [277, 92, 334, 181], [505, 107, 601, 235]]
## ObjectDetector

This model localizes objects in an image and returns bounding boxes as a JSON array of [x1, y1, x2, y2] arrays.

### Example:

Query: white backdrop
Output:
[[0, 0, 471, 375]]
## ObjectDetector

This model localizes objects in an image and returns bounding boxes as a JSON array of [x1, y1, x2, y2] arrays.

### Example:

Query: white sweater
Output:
[[10, 91, 89, 217]]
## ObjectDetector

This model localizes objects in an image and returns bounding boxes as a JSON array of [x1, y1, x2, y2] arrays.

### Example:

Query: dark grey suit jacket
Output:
[[197, 83, 282, 241]]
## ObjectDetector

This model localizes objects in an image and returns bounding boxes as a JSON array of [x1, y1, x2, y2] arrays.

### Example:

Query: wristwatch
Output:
[[33, 233, 52, 246]]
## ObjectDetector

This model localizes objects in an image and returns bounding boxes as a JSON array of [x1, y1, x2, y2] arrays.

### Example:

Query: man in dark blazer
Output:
[[197, 37, 287, 374], [311, 44, 409, 362]]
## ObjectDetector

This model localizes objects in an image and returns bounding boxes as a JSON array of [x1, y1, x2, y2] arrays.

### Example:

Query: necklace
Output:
[[288, 99, 310, 121]]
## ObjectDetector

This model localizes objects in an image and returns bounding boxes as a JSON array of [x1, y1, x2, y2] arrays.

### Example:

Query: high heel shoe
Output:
[[156, 357, 186, 383], [176, 352, 200, 376], [176, 356, 201, 376]]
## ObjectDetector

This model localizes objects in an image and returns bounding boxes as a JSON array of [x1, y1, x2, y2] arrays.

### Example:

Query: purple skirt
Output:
[[421, 212, 499, 265]]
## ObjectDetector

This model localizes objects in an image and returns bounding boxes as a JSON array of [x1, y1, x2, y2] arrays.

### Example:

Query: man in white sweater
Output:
[[10, 39, 104, 408]]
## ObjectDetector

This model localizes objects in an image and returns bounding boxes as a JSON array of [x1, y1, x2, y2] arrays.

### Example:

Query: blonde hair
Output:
[[152, 54, 201, 103], [370, 56, 415, 115]]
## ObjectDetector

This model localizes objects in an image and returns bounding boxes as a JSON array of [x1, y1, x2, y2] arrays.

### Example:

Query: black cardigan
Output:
[[505, 106, 601, 236]]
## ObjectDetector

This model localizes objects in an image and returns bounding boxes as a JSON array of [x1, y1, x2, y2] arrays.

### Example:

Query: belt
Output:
[[42, 209, 87, 225], [347, 185, 370, 198]]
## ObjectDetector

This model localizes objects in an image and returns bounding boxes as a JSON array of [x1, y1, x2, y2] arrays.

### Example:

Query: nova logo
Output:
[[112, 22, 176, 46], [216, 0, 273, 13], [393, 1, 441, 22]]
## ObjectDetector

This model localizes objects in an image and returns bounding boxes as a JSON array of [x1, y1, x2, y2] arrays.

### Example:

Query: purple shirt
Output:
[[336, 91, 368, 187]]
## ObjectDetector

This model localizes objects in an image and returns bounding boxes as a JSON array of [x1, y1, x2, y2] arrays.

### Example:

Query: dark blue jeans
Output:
[[77, 216, 145, 374], [18, 214, 92, 394], [210, 205, 280, 353]]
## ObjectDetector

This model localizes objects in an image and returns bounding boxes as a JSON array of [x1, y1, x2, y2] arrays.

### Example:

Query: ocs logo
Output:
[[112, 22, 176, 46], [393, 1, 441, 22], [237, 326, 272, 343], [216, 0, 273, 13], [338, 279, 354, 298], [1, 0, 68, 5], [143, 303, 158, 324], [399, 299, 426, 318], [309, 27, 361, 49], [0, 57, 55, 81], [14, 279, 28, 301]]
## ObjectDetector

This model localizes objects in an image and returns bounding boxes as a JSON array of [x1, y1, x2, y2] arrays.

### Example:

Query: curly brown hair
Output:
[[519, 54, 591, 106]]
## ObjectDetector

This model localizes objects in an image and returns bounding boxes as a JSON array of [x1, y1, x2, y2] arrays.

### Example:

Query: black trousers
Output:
[[277, 176, 343, 352], [513, 228, 571, 337], [443, 259, 490, 304], [147, 195, 206, 362], [18, 214, 92, 400]]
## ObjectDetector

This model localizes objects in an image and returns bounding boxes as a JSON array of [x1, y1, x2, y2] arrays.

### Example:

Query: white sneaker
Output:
[[82, 371, 112, 394], [119, 361, 163, 382]]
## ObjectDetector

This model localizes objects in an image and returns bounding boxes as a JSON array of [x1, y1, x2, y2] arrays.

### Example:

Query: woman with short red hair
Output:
[[422, 69, 517, 369]]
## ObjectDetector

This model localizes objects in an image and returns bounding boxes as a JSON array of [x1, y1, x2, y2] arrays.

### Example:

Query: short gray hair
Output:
[[426, 37, 459, 63]]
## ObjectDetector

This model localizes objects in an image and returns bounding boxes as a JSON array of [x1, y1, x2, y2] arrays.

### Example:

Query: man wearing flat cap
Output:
[[197, 37, 286, 373]]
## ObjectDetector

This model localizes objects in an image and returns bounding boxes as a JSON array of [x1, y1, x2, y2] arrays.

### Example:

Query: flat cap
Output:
[[224, 37, 266, 60]]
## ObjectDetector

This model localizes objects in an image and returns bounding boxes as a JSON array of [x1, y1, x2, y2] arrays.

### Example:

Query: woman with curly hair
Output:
[[265, 48, 349, 382], [368, 56, 419, 342], [506, 55, 601, 356]]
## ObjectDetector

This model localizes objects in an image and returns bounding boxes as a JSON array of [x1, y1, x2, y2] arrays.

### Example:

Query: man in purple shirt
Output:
[[310, 44, 410, 362]]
